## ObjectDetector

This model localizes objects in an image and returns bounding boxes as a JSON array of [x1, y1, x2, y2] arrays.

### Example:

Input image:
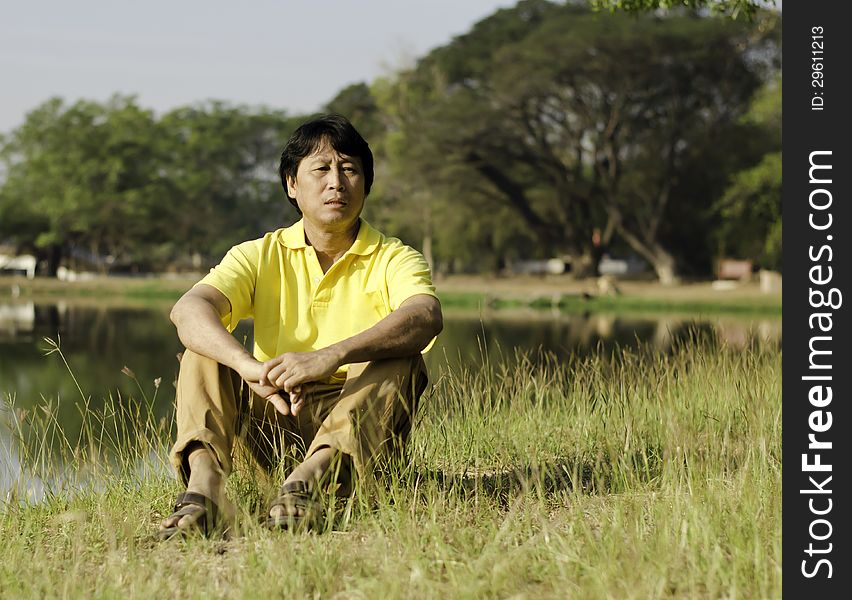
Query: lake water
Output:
[[0, 299, 780, 499]]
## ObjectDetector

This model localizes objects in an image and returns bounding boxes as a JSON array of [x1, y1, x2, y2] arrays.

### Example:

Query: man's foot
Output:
[[266, 447, 351, 529], [265, 480, 321, 531], [158, 492, 219, 540], [159, 443, 226, 538]]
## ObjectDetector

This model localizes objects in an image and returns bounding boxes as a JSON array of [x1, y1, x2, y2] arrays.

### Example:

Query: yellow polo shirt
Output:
[[197, 218, 437, 380]]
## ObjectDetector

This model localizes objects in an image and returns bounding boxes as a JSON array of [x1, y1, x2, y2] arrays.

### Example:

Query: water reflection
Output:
[[1, 301, 183, 421], [0, 301, 783, 407], [434, 308, 781, 370], [0, 399, 45, 503], [1, 300, 781, 498]]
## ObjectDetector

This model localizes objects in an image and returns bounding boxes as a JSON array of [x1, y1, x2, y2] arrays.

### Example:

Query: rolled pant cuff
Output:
[[169, 428, 232, 485]]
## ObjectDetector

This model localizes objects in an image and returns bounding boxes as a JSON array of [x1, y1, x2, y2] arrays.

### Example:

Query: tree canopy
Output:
[[591, 0, 776, 20], [0, 1, 781, 282], [369, 0, 779, 282], [0, 98, 300, 275]]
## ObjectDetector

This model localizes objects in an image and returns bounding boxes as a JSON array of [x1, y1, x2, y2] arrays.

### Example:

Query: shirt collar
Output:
[[279, 218, 382, 256], [279, 219, 308, 249]]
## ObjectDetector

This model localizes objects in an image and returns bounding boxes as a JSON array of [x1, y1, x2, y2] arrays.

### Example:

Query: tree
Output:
[[372, 0, 569, 274], [382, 1, 779, 282], [591, 0, 776, 19], [157, 103, 300, 264], [323, 82, 385, 143], [0, 96, 169, 275], [0, 98, 301, 276], [712, 75, 781, 270]]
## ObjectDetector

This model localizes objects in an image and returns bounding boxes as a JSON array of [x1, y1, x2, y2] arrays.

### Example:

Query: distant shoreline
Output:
[[0, 274, 781, 315]]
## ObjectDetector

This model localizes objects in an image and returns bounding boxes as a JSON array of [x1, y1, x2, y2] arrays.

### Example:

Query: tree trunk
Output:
[[46, 245, 62, 278], [615, 224, 679, 285], [653, 257, 678, 286], [570, 251, 597, 279]]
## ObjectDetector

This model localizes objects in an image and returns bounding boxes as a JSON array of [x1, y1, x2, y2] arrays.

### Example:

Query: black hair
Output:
[[278, 114, 374, 213]]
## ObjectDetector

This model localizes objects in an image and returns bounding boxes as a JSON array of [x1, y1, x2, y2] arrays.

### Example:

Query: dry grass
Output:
[[1, 335, 781, 598]]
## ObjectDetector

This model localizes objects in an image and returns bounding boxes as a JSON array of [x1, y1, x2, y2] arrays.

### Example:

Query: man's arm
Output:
[[170, 284, 290, 414], [261, 293, 443, 396]]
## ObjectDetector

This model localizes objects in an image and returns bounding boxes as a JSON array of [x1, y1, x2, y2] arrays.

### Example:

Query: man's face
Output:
[[287, 142, 365, 232]]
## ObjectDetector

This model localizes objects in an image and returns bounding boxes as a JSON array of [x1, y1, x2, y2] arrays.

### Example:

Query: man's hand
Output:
[[238, 360, 293, 416], [260, 348, 342, 414], [238, 294, 441, 418]]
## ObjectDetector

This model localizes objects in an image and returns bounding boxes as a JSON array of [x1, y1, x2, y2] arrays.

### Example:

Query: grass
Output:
[[1, 274, 781, 315], [0, 335, 781, 598], [437, 290, 781, 315], [0, 275, 192, 304]]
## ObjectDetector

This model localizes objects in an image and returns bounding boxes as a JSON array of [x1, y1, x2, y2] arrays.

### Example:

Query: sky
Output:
[[0, 0, 519, 133]]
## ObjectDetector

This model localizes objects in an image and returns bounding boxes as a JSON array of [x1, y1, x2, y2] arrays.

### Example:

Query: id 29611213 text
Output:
[[811, 26, 824, 111]]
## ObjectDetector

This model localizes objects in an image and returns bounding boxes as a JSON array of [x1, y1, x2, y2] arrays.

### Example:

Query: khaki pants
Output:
[[169, 350, 428, 484]]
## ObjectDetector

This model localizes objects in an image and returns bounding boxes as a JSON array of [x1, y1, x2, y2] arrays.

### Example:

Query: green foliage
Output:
[[0, 98, 299, 275], [715, 152, 781, 268], [591, 0, 775, 20], [0, 97, 169, 274], [323, 82, 384, 143], [157, 103, 301, 261], [377, 2, 780, 280], [712, 76, 781, 269], [0, 2, 782, 280]]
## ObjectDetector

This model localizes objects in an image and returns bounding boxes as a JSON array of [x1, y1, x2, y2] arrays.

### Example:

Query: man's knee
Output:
[[349, 354, 425, 380], [177, 349, 218, 370]]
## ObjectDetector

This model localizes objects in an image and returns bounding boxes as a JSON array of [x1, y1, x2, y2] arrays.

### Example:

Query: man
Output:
[[159, 114, 442, 537]]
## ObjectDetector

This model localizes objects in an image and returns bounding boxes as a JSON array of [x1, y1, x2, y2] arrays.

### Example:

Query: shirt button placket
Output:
[[306, 248, 320, 301]]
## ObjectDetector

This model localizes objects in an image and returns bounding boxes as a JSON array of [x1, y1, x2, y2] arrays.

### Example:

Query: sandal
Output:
[[158, 491, 220, 540], [264, 481, 321, 531]]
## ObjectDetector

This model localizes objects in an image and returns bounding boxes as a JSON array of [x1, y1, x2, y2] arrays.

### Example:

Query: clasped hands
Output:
[[239, 347, 343, 417]]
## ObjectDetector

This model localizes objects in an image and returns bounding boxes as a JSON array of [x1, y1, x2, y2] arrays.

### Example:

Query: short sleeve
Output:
[[385, 244, 438, 311], [196, 242, 258, 330]]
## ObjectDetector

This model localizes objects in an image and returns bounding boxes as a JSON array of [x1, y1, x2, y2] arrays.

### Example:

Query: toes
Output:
[[177, 510, 202, 529], [159, 505, 204, 531], [160, 514, 182, 530], [269, 504, 303, 519]]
